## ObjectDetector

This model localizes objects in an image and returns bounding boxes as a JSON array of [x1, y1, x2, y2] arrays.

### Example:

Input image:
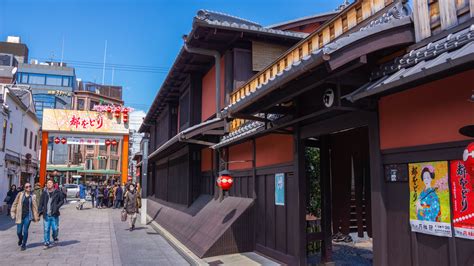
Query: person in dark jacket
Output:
[[89, 182, 97, 208], [123, 183, 141, 231], [38, 179, 64, 249], [114, 184, 123, 209], [5, 185, 18, 215]]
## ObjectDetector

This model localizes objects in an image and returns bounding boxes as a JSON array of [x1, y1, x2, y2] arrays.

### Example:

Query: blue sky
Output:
[[0, 0, 340, 112]]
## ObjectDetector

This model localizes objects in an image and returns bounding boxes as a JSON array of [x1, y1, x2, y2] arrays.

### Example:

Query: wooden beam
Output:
[[183, 139, 217, 146], [320, 135, 333, 263], [203, 130, 225, 135], [121, 135, 129, 184], [439, 0, 458, 30], [412, 0, 432, 41], [231, 113, 271, 123]]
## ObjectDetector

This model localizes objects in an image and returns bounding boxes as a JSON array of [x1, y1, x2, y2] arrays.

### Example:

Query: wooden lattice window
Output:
[[356, 5, 363, 23], [318, 33, 323, 48], [284, 58, 288, 68], [429, 0, 441, 34], [342, 15, 348, 32], [307, 40, 313, 53], [329, 25, 335, 40], [298, 47, 303, 59], [456, 0, 469, 15]]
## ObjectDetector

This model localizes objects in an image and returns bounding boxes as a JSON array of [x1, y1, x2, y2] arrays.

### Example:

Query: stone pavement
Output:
[[0, 201, 189, 266]]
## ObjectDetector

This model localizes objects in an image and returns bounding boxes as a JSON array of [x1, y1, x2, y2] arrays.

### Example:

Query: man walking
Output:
[[76, 181, 86, 210], [10, 182, 40, 251], [123, 183, 141, 231], [39, 179, 64, 249], [90, 182, 97, 208], [114, 184, 123, 209]]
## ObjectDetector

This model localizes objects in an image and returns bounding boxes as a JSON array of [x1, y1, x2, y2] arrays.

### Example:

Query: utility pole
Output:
[[102, 40, 107, 85], [140, 137, 149, 225]]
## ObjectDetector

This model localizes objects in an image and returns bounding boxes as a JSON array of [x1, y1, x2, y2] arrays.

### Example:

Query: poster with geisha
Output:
[[450, 160, 474, 240], [409, 161, 452, 237]]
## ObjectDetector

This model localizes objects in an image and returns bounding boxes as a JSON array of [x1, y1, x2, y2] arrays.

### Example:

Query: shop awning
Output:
[[345, 24, 474, 102], [5, 153, 20, 164], [78, 169, 121, 175], [148, 118, 225, 160], [47, 165, 84, 172]]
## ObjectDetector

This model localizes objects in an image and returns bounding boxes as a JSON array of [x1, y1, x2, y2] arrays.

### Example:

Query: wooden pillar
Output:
[[39, 132, 49, 187], [320, 135, 333, 263], [121, 135, 129, 185], [368, 112, 388, 266], [294, 126, 307, 266]]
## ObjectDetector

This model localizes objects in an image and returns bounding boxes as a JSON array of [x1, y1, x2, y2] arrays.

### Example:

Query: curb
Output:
[[147, 214, 208, 266]]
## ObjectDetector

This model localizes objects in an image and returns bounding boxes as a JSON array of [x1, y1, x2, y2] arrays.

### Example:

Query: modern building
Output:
[[0, 36, 29, 64], [0, 53, 17, 84], [140, 1, 474, 265], [0, 84, 40, 212], [128, 110, 145, 182]]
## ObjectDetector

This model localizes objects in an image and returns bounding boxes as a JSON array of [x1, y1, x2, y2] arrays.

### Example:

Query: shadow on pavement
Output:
[[27, 240, 80, 249], [0, 215, 15, 231]]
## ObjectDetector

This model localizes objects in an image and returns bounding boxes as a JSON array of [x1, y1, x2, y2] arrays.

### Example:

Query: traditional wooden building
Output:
[[141, 0, 474, 265]]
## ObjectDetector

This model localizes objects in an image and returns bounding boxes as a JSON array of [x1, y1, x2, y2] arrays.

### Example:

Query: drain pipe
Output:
[[182, 36, 221, 118]]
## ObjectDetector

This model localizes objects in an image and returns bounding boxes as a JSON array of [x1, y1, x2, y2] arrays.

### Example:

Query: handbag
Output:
[[121, 209, 127, 222], [3, 195, 11, 203]]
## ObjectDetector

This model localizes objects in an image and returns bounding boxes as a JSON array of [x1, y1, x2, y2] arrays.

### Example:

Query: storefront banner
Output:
[[409, 161, 452, 237], [450, 160, 474, 240], [275, 173, 285, 206], [42, 109, 129, 134], [67, 138, 105, 146]]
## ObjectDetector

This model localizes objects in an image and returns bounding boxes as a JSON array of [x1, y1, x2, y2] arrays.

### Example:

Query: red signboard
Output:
[[450, 160, 474, 240]]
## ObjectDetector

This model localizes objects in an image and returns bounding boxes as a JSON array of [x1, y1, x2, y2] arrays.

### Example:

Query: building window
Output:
[[20, 73, 29, 83], [34, 135, 37, 151], [29, 131, 33, 149], [318, 33, 323, 48], [110, 159, 118, 171], [77, 98, 85, 110], [62, 76, 71, 87], [86, 145, 94, 150], [307, 41, 313, 53], [46, 75, 63, 86], [86, 159, 93, 170], [342, 16, 348, 32], [99, 145, 107, 152], [356, 5, 363, 23], [28, 74, 46, 85], [90, 101, 99, 111], [110, 144, 118, 153], [298, 46, 303, 59], [99, 159, 107, 170], [10, 123, 13, 134], [329, 25, 335, 41], [1, 120, 7, 151], [24, 128, 28, 147]]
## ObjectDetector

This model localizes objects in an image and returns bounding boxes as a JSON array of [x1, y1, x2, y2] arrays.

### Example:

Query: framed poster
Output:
[[275, 173, 285, 206], [409, 161, 452, 237], [450, 160, 474, 240]]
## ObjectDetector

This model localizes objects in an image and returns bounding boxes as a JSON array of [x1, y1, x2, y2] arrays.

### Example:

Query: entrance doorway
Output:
[[305, 126, 373, 265]]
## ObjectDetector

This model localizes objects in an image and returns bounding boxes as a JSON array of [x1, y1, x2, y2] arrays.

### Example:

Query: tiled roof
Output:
[[266, 10, 339, 29], [212, 114, 282, 149], [194, 10, 308, 39], [345, 24, 474, 102], [222, 2, 412, 116]]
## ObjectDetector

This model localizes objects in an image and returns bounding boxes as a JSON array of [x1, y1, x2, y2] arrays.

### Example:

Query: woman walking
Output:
[[10, 182, 40, 251], [123, 183, 141, 231], [5, 185, 18, 215]]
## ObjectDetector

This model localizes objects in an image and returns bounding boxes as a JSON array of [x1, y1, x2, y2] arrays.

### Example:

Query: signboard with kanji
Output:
[[42, 109, 129, 134], [450, 160, 474, 240]]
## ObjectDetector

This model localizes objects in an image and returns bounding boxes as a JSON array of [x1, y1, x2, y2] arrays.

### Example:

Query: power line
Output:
[[37, 57, 170, 71]]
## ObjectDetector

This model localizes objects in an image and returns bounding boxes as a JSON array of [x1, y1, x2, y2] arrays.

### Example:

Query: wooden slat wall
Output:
[[414, 0, 474, 41], [229, 0, 388, 132]]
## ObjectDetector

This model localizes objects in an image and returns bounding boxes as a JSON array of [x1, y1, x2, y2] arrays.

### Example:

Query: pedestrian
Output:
[[76, 181, 86, 210], [10, 182, 40, 251], [109, 186, 114, 208], [39, 179, 64, 249], [97, 183, 104, 209], [103, 185, 109, 208], [33, 183, 43, 206], [114, 184, 123, 209], [90, 182, 97, 208], [5, 185, 18, 215], [123, 183, 141, 231]]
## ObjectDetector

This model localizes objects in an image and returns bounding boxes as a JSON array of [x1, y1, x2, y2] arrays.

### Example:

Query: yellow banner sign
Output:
[[42, 109, 129, 134]]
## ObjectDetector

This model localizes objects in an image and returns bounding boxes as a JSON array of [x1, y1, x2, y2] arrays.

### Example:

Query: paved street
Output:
[[0, 202, 189, 266]]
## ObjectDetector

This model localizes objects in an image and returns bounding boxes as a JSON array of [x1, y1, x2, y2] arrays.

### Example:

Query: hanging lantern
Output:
[[122, 107, 129, 114], [54, 137, 60, 144], [217, 170, 233, 191], [463, 142, 474, 177], [111, 139, 118, 146], [105, 139, 111, 146], [106, 106, 112, 113], [114, 107, 121, 118], [123, 113, 129, 123], [61, 137, 67, 144]]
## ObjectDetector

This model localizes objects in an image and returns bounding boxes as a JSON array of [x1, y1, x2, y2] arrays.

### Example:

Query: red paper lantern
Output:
[[111, 139, 118, 146], [463, 142, 474, 176], [123, 113, 129, 123], [217, 170, 233, 191], [122, 107, 129, 114], [114, 107, 121, 118], [54, 137, 60, 144], [105, 139, 111, 146], [61, 137, 67, 144], [106, 106, 112, 113]]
